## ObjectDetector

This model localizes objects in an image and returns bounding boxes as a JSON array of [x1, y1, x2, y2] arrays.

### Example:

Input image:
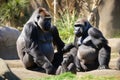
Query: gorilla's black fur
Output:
[[16, 7, 65, 74]]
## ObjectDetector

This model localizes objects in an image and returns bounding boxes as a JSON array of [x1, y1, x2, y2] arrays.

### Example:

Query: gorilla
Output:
[[58, 18, 111, 72], [16, 7, 65, 74], [56, 46, 77, 75], [77, 27, 111, 71], [75, 18, 111, 71]]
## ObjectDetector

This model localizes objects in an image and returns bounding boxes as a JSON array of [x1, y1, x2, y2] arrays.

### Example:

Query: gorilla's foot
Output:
[[45, 66, 56, 75], [26, 66, 46, 73], [56, 66, 62, 75], [68, 63, 76, 74], [98, 65, 109, 70]]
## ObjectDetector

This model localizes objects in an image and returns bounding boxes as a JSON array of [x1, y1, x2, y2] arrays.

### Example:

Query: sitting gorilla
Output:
[[77, 27, 111, 71], [16, 7, 65, 74], [58, 18, 111, 73]]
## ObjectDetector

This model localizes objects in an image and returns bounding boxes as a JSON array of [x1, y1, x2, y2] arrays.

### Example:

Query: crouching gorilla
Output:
[[16, 7, 65, 74], [57, 18, 111, 73]]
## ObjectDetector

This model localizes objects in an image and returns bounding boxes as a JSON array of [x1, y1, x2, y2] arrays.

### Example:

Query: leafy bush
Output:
[[0, 0, 29, 27], [55, 10, 78, 43]]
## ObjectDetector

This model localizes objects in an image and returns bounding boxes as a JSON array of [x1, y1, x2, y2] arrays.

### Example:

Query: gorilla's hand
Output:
[[34, 56, 55, 74], [62, 43, 75, 53]]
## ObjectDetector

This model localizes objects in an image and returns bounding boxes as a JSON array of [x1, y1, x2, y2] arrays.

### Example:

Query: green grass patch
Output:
[[79, 75, 118, 80], [27, 72, 76, 80], [26, 72, 119, 80]]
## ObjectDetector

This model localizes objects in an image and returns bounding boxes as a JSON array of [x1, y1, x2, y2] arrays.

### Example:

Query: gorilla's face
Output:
[[35, 8, 52, 32], [62, 54, 73, 66], [74, 23, 84, 37]]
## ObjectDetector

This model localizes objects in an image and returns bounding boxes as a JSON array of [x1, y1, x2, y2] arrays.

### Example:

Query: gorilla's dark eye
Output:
[[75, 24, 84, 27], [37, 15, 40, 19]]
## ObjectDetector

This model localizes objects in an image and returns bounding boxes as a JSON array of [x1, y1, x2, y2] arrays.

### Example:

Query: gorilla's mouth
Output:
[[43, 22, 51, 31]]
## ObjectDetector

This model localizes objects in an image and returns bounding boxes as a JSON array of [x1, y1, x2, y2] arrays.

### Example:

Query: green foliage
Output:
[[28, 72, 76, 80], [79, 75, 118, 80], [55, 10, 78, 44], [0, 0, 29, 26], [27, 73, 119, 80], [110, 32, 120, 38], [41, 72, 76, 80]]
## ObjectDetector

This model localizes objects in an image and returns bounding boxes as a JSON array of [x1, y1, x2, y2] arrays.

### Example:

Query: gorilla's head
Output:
[[74, 18, 92, 37], [62, 54, 73, 67], [29, 7, 52, 32]]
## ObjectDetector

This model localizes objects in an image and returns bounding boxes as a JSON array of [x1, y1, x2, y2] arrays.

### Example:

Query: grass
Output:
[[55, 10, 78, 44], [27, 72, 76, 80], [111, 32, 120, 38], [26, 72, 119, 80], [79, 75, 118, 80]]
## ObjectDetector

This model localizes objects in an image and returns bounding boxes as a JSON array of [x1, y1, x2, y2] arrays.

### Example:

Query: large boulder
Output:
[[98, 0, 120, 37], [0, 58, 20, 80], [0, 26, 20, 59]]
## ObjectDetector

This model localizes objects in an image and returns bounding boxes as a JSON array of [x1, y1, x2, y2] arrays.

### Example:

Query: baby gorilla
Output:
[[16, 7, 65, 74], [56, 46, 77, 75]]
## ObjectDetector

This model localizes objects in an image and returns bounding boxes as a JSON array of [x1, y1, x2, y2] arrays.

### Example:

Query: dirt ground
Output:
[[4, 55, 120, 80]]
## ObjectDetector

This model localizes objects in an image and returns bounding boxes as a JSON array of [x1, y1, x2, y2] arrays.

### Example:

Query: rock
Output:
[[4, 60, 50, 79], [0, 58, 20, 80], [108, 38, 120, 53], [0, 26, 20, 59], [77, 69, 120, 77]]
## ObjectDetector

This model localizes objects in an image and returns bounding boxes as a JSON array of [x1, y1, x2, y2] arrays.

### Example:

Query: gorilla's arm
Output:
[[98, 45, 111, 69], [50, 26, 65, 69], [50, 26, 65, 52], [88, 27, 108, 48], [23, 23, 39, 54], [88, 27, 111, 69], [62, 43, 75, 53]]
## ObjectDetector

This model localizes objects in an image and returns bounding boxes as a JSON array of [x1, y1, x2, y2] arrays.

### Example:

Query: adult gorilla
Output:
[[59, 18, 111, 73], [16, 7, 64, 74]]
